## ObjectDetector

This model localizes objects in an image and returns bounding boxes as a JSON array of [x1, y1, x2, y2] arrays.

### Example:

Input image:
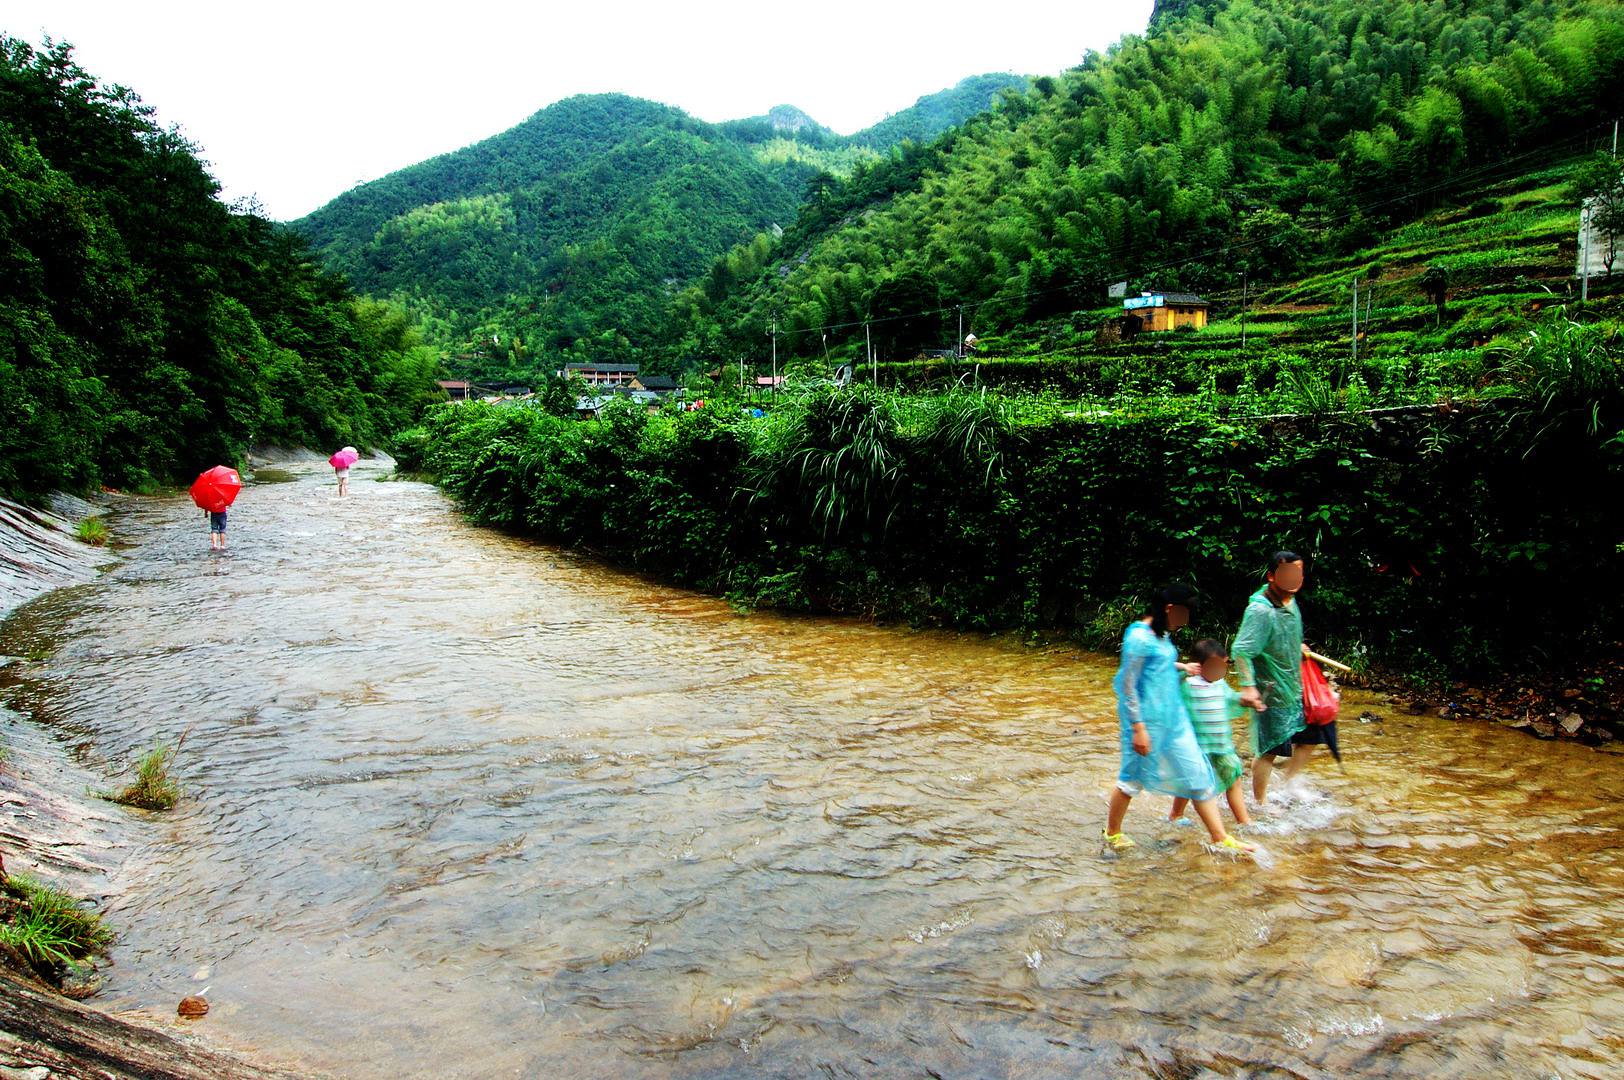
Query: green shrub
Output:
[[401, 366, 1624, 678], [74, 518, 109, 546]]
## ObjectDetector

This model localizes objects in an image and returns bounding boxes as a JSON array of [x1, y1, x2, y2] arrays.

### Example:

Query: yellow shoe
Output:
[[1102, 830, 1136, 851], [1212, 834, 1257, 856]]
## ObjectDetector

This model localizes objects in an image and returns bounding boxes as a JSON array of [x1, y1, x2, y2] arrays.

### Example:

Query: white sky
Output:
[[4, 1, 1154, 221]]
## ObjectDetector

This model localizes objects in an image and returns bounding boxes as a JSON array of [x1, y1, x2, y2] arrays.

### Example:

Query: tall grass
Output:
[[1500, 308, 1624, 443], [749, 386, 906, 540], [111, 740, 181, 811], [74, 517, 109, 546], [0, 873, 113, 977], [911, 387, 1017, 485]]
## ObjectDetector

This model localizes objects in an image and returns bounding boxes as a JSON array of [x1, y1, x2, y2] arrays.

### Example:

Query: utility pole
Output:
[[956, 305, 964, 359], [1351, 277, 1359, 367], [865, 320, 874, 384], [1239, 269, 1247, 351], [1582, 203, 1591, 305], [739, 355, 744, 394], [770, 315, 777, 395]]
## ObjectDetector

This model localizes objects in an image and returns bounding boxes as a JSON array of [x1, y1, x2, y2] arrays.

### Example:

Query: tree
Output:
[[0, 34, 441, 496], [1572, 152, 1624, 280], [1238, 208, 1309, 282]]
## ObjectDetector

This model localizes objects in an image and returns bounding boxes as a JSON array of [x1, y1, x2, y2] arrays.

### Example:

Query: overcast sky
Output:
[[5, 1, 1155, 221]]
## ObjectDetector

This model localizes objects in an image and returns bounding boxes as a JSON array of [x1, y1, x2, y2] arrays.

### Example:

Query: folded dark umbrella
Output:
[[1323, 720, 1342, 765]]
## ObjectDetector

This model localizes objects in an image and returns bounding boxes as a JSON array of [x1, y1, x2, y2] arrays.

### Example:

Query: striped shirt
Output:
[[1185, 675, 1241, 755]]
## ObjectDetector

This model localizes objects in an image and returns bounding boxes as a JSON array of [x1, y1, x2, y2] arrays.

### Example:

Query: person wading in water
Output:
[[1233, 551, 1326, 803]]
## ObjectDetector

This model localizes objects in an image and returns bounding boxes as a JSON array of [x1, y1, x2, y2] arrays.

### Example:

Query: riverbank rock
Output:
[[0, 496, 115, 619], [176, 996, 208, 1019], [0, 1064, 51, 1080], [2, 968, 316, 1078], [1393, 646, 1624, 745]]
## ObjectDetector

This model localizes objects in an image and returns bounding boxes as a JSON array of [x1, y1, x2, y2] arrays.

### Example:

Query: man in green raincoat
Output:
[[1232, 551, 1320, 803]]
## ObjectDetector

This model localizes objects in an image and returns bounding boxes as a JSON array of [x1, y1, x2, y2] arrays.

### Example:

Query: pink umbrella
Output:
[[328, 448, 359, 469]]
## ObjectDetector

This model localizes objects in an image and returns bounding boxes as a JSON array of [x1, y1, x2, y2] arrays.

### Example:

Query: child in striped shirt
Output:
[[1172, 639, 1253, 827]]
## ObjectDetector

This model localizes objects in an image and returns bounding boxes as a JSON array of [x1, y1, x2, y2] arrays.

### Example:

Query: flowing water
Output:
[[2, 460, 1621, 1078]]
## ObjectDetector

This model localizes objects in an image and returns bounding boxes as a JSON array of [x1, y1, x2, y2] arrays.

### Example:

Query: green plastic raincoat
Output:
[[1231, 586, 1305, 756]]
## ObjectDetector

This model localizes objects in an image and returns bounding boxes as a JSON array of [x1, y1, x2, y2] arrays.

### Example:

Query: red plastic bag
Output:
[[1301, 657, 1340, 726]]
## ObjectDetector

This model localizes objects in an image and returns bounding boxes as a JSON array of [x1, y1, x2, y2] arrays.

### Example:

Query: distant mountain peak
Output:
[[764, 105, 820, 133]]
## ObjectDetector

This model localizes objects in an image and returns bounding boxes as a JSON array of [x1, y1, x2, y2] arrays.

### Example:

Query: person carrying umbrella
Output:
[[190, 466, 242, 550], [329, 446, 359, 497]]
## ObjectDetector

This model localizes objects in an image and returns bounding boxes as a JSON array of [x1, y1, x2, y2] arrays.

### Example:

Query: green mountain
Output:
[[293, 95, 798, 370], [676, 0, 1624, 369], [292, 77, 1027, 378], [849, 74, 1029, 149]]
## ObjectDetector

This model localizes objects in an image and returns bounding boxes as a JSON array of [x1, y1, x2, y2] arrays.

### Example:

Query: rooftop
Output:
[[1123, 290, 1208, 310]]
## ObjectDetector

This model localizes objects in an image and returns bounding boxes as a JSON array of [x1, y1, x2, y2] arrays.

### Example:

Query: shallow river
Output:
[[3, 460, 1621, 1078]]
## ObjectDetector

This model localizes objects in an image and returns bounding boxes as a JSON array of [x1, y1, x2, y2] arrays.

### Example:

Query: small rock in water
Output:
[[59, 968, 102, 1000], [1560, 714, 1584, 735], [178, 994, 209, 1018], [1358, 711, 1383, 724]]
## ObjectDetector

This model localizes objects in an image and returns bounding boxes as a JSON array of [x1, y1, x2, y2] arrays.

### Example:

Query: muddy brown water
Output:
[[2, 460, 1621, 1078]]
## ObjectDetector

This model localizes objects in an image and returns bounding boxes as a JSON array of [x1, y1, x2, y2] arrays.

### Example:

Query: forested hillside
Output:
[[292, 79, 1026, 380], [0, 37, 441, 498], [676, 0, 1624, 366], [848, 74, 1030, 149]]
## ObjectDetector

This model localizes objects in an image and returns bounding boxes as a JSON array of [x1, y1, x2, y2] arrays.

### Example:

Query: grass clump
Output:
[[0, 872, 113, 982], [74, 517, 110, 546], [110, 741, 181, 811]]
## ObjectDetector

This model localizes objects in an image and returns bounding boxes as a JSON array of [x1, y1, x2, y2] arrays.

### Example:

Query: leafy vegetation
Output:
[[74, 517, 109, 546], [397, 303, 1623, 680], [0, 36, 443, 500]]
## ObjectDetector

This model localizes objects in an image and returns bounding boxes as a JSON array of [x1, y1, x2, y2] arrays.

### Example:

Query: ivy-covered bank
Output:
[[396, 374, 1620, 683]]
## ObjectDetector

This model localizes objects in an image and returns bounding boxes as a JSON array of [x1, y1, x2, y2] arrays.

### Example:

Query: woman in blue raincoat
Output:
[[1103, 584, 1255, 855]]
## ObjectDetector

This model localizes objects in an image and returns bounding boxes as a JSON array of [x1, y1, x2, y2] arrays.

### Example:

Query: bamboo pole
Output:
[[1305, 647, 1352, 673]]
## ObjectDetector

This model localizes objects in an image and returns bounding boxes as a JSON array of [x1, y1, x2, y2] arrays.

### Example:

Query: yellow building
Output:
[[1123, 291, 1209, 332]]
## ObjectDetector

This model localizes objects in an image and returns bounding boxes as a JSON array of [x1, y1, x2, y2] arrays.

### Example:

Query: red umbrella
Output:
[[189, 466, 242, 513], [328, 449, 359, 469]]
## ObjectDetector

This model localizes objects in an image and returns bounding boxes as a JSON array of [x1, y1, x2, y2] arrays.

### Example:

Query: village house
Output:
[[1122, 291, 1210, 332], [562, 362, 639, 387]]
